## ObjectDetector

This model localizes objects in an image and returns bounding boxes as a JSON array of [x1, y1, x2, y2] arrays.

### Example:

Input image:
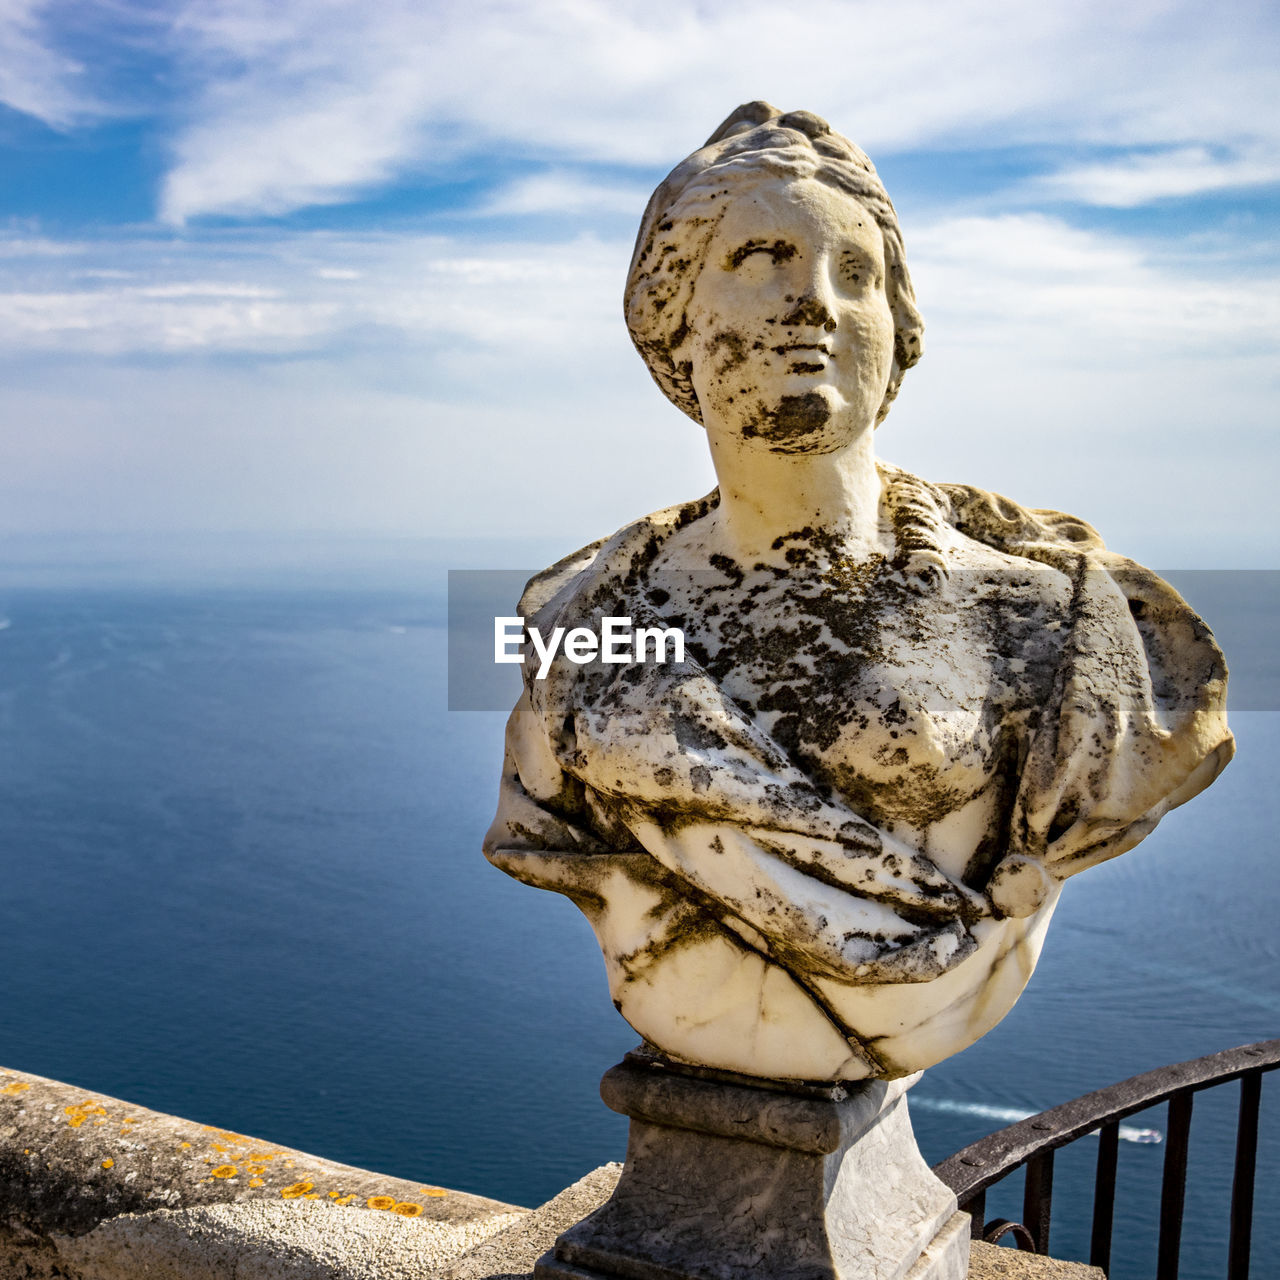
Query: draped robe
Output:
[[484, 471, 1233, 1080]]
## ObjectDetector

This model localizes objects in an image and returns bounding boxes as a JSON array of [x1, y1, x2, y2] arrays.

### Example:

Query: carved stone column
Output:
[[536, 1051, 969, 1280]]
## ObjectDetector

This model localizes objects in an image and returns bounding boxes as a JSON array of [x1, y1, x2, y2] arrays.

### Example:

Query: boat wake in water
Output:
[[913, 1097, 1162, 1144]]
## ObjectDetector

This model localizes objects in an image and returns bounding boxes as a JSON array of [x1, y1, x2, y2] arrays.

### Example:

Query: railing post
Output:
[[1227, 1070, 1262, 1280], [964, 1188, 986, 1240], [1022, 1149, 1054, 1255], [1156, 1090, 1194, 1280], [1089, 1119, 1120, 1273]]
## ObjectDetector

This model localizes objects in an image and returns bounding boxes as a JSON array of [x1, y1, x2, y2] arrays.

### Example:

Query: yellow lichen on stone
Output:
[[64, 1102, 107, 1128], [211, 1166, 238, 1179], [391, 1203, 423, 1217], [281, 1182, 314, 1199], [179, 1142, 191, 1149], [420, 1187, 448, 1197], [366, 1196, 396, 1211], [333, 1194, 355, 1206], [1, 1082, 31, 1094], [101, 1159, 114, 1169], [249, 1178, 265, 1188]]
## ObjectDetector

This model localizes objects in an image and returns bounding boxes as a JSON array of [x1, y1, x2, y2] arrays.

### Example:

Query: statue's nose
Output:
[[780, 288, 837, 332]]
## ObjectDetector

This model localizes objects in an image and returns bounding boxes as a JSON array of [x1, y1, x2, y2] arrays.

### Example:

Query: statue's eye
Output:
[[839, 249, 881, 289], [726, 240, 798, 270]]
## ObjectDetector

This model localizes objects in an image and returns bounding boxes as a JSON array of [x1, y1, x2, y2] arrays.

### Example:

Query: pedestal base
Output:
[[536, 1054, 968, 1280]]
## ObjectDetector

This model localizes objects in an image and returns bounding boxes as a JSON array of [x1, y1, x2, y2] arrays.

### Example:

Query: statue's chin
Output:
[[732, 387, 875, 456]]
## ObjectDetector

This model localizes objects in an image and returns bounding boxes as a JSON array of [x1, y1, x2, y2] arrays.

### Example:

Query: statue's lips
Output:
[[772, 342, 831, 356], [774, 342, 833, 375]]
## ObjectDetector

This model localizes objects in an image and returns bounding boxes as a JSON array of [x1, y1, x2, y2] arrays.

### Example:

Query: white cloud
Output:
[[0, 233, 83, 256], [0, 0, 95, 126], [906, 214, 1280, 357], [0, 286, 340, 351], [1032, 146, 1280, 207], [477, 172, 650, 218], [148, 0, 1280, 222], [879, 212, 1280, 564], [2, 216, 1275, 368], [0, 229, 625, 354], [0, 212, 1275, 560], [3, 1, 1277, 220]]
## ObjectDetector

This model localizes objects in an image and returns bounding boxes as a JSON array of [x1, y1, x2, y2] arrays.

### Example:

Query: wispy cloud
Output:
[[0, 232, 84, 256], [2, 215, 1273, 370], [3, 2, 1276, 221], [476, 173, 651, 218], [142, 0, 1280, 222], [0, 214, 1274, 549], [0, 229, 624, 353], [0, 0, 94, 127], [1031, 146, 1280, 208], [907, 213, 1280, 355]]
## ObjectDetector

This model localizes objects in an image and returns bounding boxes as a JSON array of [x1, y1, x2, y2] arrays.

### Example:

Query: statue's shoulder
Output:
[[517, 539, 607, 616], [518, 493, 717, 617], [931, 477, 1106, 557], [878, 465, 1104, 611], [878, 463, 1104, 556]]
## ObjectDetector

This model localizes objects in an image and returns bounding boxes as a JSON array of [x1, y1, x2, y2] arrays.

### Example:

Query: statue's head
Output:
[[624, 102, 923, 434]]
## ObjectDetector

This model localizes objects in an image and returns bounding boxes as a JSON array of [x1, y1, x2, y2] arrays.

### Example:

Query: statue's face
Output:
[[684, 177, 894, 453]]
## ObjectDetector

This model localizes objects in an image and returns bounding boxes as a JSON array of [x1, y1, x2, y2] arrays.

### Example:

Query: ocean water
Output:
[[0, 562, 1275, 1278]]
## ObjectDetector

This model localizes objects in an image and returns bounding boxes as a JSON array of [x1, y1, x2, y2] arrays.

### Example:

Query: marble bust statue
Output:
[[484, 101, 1234, 1084]]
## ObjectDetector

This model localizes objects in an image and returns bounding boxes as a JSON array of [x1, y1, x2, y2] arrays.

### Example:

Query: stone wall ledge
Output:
[[0, 1064, 525, 1278], [0, 1065, 1102, 1279]]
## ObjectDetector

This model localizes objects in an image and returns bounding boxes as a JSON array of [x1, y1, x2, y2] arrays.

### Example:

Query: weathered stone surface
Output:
[[0, 1065, 523, 1279], [967, 1244, 1104, 1279], [485, 100, 1234, 1083], [51, 1200, 525, 1280], [443, 1165, 1100, 1280], [445, 1165, 625, 1280], [538, 1058, 964, 1280]]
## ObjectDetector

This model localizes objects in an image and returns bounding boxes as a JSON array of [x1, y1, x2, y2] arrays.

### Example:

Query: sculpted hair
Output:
[[624, 102, 924, 427]]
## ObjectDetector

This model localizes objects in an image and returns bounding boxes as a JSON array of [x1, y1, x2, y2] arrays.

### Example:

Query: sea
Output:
[[0, 536, 1275, 1280]]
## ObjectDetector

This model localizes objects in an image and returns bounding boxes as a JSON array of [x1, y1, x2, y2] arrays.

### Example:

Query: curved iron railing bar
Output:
[[981, 1218, 1037, 1251], [933, 1038, 1280, 1269]]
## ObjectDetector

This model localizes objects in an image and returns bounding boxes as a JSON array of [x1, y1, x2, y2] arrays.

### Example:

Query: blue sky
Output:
[[0, 0, 1277, 565]]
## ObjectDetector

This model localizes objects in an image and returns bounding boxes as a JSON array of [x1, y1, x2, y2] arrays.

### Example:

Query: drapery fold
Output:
[[486, 471, 1232, 998]]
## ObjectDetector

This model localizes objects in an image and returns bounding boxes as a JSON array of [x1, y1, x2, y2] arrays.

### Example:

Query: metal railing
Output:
[[933, 1039, 1280, 1279]]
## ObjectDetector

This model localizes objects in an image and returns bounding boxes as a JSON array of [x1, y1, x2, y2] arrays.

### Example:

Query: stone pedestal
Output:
[[536, 1052, 969, 1280]]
